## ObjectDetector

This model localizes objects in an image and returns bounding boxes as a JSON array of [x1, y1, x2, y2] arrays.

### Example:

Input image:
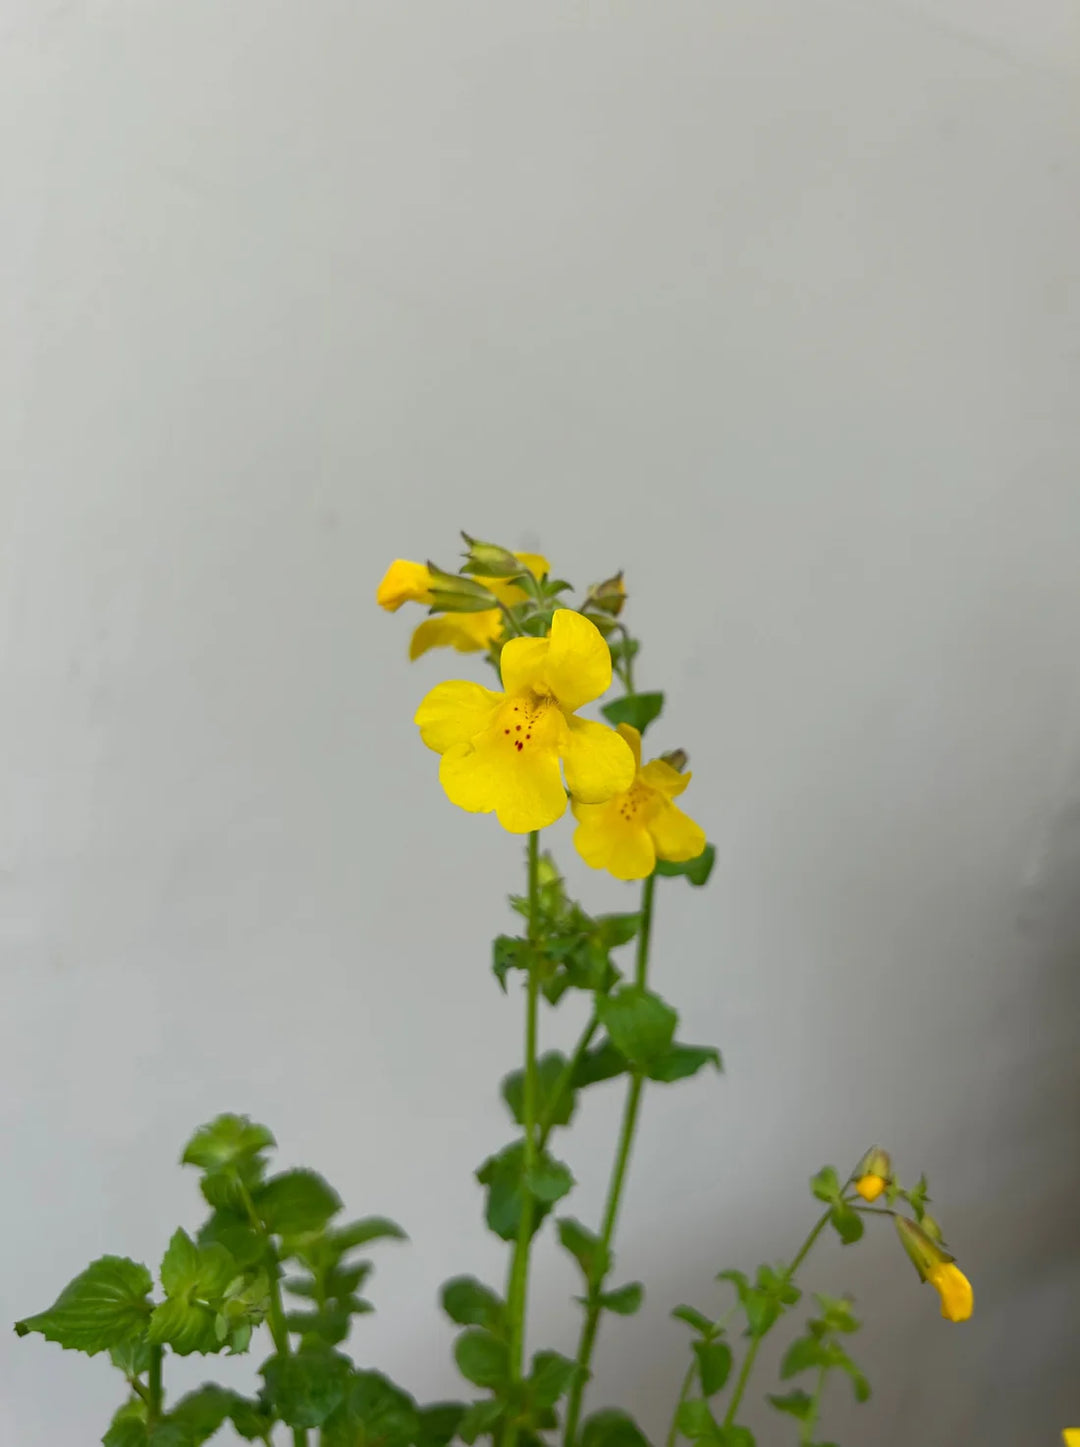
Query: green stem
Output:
[[561, 873, 658, 1447], [722, 1210, 832, 1429], [664, 1360, 697, 1447], [504, 831, 542, 1447], [147, 1344, 164, 1426], [237, 1179, 307, 1447], [801, 1366, 828, 1444]]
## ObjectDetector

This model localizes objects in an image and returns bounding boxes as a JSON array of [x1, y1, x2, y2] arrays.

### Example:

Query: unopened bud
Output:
[[583, 571, 627, 617], [660, 749, 689, 773], [425, 563, 499, 614], [854, 1147, 892, 1202], [460, 532, 525, 578]]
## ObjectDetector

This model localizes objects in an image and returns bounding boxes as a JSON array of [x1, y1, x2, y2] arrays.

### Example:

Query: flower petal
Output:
[[500, 636, 550, 696], [409, 612, 501, 659], [377, 559, 433, 611], [544, 610, 612, 710], [574, 809, 656, 880], [927, 1263, 973, 1323], [562, 716, 635, 803], [440, 736, 567, 833], [641, 759, 690, 800], [616, 722, 642, 770], [648, 799, 707, 863], [415, 680, 501, 754]]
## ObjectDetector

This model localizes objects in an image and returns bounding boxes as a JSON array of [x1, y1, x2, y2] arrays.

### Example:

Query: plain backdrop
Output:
[[3, 2, 1079, 1443]]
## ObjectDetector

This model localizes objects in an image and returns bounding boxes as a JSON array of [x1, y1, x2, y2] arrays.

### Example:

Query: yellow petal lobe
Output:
[[562, 717, 636, 804], [377, 559, 433, 611], [855, 1173, 887, 1204], [649, 800, 707, 863], [415, 680, 502, 753], [544, 610, 612, 711], [926, 1262, 973, 1323]]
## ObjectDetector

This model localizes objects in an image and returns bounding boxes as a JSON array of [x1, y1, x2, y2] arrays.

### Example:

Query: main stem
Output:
[[722, 1210, 831, 1429], [800, 1366, 828, 1444], [147, 1344, 164, 1426], [238, 1179, 307, 1447], [504, 831, 542, 1447], [562, 872, 657, 1447]]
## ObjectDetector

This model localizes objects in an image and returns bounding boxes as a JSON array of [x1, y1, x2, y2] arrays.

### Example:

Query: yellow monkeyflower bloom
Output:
[[855, 1174, 887, 1203], [1062, 1432, 1080, 1446], [572, 723, 706, 881], [926, 1261, 974, 1323], [377, 554, 549, 660], [415, 609, 634, 834]]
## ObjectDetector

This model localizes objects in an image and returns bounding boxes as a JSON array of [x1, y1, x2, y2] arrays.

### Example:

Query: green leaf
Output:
[[601, 691, 665, 734], [104, 1401, 149, 1447], [454, 1329, 509, 1389], [743, 1289, 781, 1338], [593, 913, 641, 948], [226, 1395, 275, 1442], [557, 1218, 610, 1284], [441, 1277, 505, 1333], [596, 986, 678, 1069], [675, 1400, 716, 1440], [502, 1052, 576, 1129], [149, 1385, 234, 1447], [322, 1370, 420, 1447], [671, 1304, 714, 1336], [15, 1256, 153, 1355], [715, 1429, 755, 1447], [906, 1173, 931, 1221], [457, 1399, 505, 1445], [476, 1142, 569, 1241], [110, 1336, 152, 1378], [767, 1390, 814, 1422], [493, 935, 527, 990], [599, 1282, 643, 1316], [262, 1347, 353, 1428], [416, 1402, 468, 1447], [527, 1350, 581, 1409], [159, 1230, 235, 1302], [330, 1216, 408, 1254], [810, 1166, 841, 1204], [646, 1045, 722, 1084], [197, 1210, 264, 1271], [653, 845, 715, 886], [253, 1170, 343, 1236], [581, 1409, 652, 1447], [693, 1339, 732, 1396], [148, 1297, 220, 1356], [525, 1154, 574, 1203], [829, 1204, 864, 1246], [181, 1116, 275, 1173], [571, 1041, 628, 1088], [780, 1337, 826, 1380], [812, 1293, 860, 1334]]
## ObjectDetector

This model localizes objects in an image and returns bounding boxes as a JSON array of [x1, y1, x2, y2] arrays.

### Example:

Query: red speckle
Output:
[[516, 724, 521, 731], [504, 729, 510, 734], [515, 741, 523, 752]]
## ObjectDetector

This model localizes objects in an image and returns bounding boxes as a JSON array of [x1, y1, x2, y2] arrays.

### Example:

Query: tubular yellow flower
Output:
[[572, 723, 706, 881], [378, 554, 549, 660], [414, 609, 634, 834], [855, 1173, 887, 1203], [926, 1261, 974, 1323]]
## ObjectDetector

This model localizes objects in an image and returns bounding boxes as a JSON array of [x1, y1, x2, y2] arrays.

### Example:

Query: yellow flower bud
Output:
[[855, 1173, 887, 1203]]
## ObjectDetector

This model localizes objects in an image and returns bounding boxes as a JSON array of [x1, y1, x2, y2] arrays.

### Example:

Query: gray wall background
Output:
[[3, 2, 1079, 1442]]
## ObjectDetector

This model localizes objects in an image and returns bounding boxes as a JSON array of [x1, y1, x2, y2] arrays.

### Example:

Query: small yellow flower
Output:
[[377, 554, 549, 660], [415, 609, 634, 834], [926, 1261, 974, 1323], [572, 723, 706, 881], [855, 1173, 887, 1203]]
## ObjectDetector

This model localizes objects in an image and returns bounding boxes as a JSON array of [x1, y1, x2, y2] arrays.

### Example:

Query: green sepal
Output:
[[15, 1256, 153, 1355]]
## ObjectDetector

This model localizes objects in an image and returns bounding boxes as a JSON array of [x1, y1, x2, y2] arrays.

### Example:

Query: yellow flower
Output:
[[415, 609, 634, 833], [572, 723, 706, 881], [376, 554, 549, 660], [926, 1261, 974, 1323], [855, 1174, 887, 1203], [1062, 1432, 1080, 1446]]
